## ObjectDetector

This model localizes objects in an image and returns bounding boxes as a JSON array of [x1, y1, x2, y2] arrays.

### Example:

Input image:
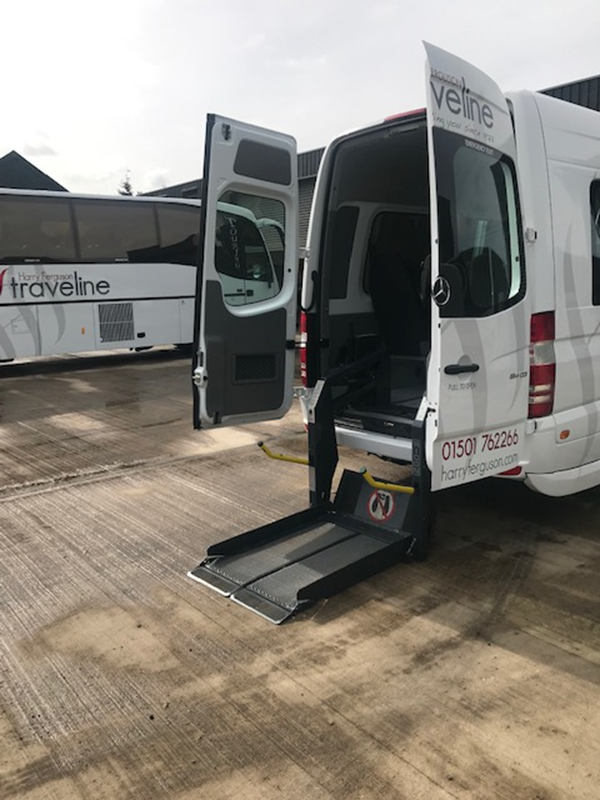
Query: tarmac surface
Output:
[[1, 347, 599, 799]]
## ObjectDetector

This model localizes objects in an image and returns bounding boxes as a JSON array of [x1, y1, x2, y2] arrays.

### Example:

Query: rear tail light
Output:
[[299, 310, 307, 386], [528, 311, 555, 418]]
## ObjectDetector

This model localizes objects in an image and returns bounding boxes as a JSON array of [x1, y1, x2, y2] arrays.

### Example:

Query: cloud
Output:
[[22, 131, 57, 157], [143, 168, 170, 193], [22, 142, 57, 157], [244, 33, 266, 49], [274, 55, 329, 72], [3, 0, 596, 195]]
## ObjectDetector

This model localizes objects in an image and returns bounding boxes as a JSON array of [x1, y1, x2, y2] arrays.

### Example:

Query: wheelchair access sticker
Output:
[[367, 489, 395, 522]]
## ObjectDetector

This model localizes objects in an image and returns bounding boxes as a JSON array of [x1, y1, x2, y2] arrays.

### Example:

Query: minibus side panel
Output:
[[535, 94, 600, 476]]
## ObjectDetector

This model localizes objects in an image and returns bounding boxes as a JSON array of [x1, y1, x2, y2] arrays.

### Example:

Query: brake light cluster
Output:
[[528, 311, 555, 418], [299, 311, 307, 386]]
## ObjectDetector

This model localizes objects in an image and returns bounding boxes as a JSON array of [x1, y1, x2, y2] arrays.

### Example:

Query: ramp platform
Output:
[[189, 470, 417, 623]]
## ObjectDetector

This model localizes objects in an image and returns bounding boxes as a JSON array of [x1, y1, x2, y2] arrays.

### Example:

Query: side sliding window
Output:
[[591, 181, 600, 305]]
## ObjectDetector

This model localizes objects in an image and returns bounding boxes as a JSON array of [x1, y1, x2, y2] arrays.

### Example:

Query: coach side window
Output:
[[75, 200, 159, 262], [156, 204, 200, 266], [591, 182, 600, 305], [0, 196, 76, 263]]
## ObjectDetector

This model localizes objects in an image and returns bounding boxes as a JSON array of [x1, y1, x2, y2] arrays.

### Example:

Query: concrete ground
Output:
[[0, 348, 599, 799]]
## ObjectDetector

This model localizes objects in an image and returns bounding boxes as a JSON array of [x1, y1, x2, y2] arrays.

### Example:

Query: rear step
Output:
[[189, 351, 431, 624], [189, 470, 417, 623]]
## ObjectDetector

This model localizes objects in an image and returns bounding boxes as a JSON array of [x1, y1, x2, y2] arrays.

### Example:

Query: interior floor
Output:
[[335, 354, 426, 438]]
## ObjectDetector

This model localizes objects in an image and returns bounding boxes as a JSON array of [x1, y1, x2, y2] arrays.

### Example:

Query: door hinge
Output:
[[193, 366, 207, 387]]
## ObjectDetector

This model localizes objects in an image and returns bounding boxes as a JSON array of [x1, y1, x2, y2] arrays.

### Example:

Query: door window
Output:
[[215, 192, 285, 307], [434, 130, 525, 318]]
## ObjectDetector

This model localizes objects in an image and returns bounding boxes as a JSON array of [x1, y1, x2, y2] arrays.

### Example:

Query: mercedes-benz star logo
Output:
[[432, 276, 451, 307]]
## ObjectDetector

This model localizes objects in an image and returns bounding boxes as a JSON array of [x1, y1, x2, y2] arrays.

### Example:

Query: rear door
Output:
[[424, 43, 530, 490], [193, 115, 298, 428]]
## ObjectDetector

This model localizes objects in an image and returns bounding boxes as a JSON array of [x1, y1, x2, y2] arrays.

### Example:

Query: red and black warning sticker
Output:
[[367, 489, 396, 522]]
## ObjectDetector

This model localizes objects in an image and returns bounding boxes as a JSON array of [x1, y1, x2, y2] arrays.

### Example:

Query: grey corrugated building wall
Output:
[[297, 149, 322, 248], [543, 75, 600, 110], [145, 75, 600, 248], [144, 149, 326, 250]]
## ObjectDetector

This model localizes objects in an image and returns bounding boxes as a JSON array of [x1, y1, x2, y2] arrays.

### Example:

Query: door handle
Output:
[[444, 362, 480, 375]]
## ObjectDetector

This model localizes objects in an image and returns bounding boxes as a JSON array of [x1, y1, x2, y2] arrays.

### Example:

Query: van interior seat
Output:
[[370, 255, 428, 354], [367, 247, 430, 411], [368, 214, 431, 356]]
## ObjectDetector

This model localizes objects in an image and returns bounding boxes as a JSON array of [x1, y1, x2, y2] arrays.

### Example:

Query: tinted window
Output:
[[215, 192, 286, 307], [256, 221, 285, 288], [325, 206, 359, 299], [592, 182, 600, 304], [364, 210, 429, 294], [434, 131, 525, 318], [221, 193, 286, 287], [233, 140, 291, 185], [215, 206, 281, 307], [157, 204, 200, 266], [0, 196, 76, 262], [219, 191, 285, 229], [75, 200, 159, 262]]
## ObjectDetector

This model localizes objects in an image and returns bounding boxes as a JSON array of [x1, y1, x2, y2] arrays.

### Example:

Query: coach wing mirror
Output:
[[256, 217, 284, 240]]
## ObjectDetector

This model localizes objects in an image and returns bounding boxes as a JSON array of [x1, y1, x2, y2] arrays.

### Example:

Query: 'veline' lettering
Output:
[[430, 76, 494, 129]]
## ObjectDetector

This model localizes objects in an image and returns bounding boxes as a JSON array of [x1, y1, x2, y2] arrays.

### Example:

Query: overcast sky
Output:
[[2, 0, 598, 195]]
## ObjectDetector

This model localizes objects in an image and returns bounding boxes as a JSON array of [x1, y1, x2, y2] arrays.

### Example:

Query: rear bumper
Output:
[[525, 458, 600, 496]]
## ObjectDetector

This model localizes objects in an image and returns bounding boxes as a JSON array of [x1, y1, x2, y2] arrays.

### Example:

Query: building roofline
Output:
[[0, 150, 68, 192], [542, 74, 600, 93]]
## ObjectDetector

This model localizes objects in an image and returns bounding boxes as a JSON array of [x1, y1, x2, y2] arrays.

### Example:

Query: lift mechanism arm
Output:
[[257, 441, 309, 466], [258, 442, 415, 496]]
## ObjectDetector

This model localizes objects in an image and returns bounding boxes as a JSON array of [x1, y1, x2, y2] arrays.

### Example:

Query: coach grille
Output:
[[98, 302, 134, 343]]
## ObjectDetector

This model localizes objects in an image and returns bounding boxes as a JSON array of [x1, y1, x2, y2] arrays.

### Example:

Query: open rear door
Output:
[[424, 43, 530, 490], [193, 115, 298, 428]]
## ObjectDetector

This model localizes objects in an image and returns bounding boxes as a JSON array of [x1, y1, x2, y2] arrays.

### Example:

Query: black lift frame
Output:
[[189, 352, 432, 623]]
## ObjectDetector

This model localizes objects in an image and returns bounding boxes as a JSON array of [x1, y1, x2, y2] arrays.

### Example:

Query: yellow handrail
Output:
[[360, 468, 415, 495], [257, 441, 309, 466]]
